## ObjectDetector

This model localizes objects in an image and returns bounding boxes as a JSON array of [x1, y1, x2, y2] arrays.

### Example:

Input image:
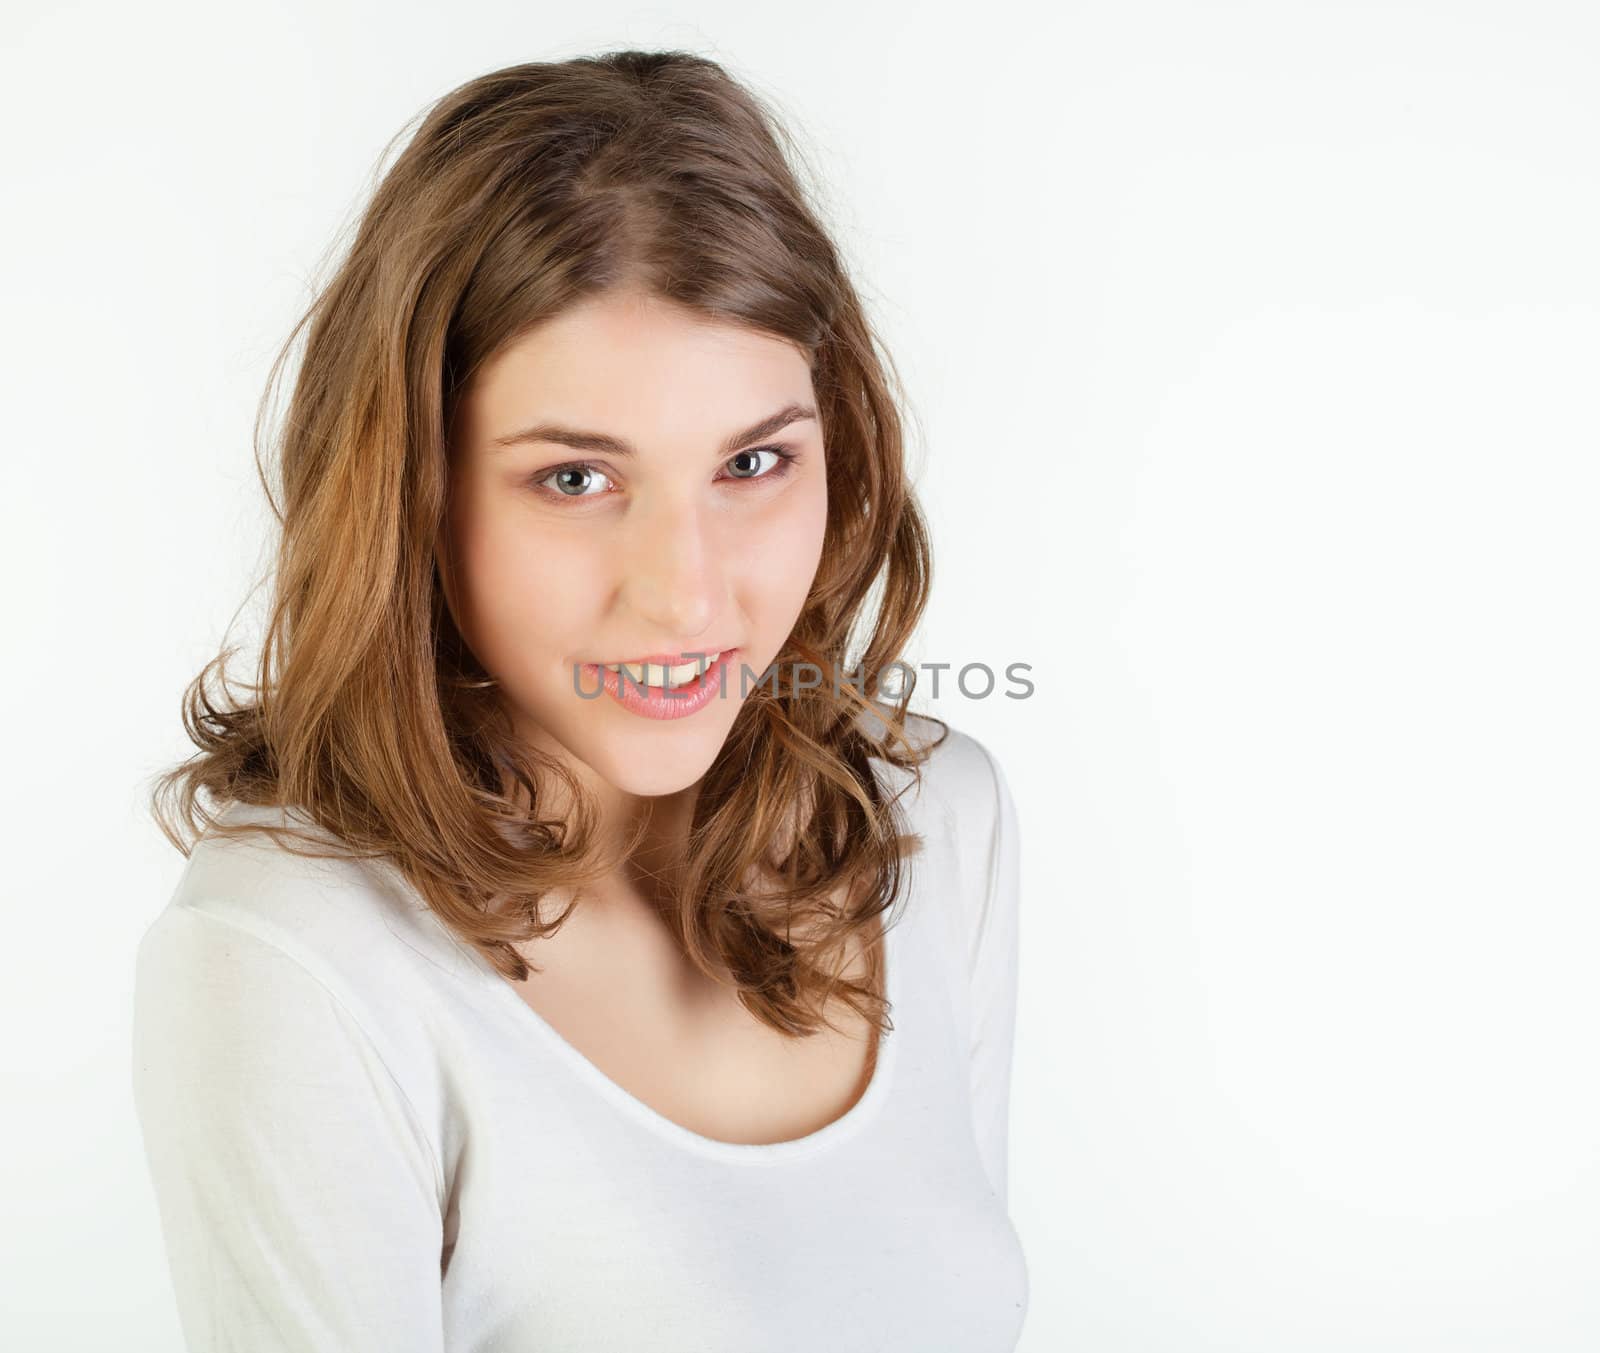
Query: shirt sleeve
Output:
[[967, 739, 1024, 1207], [131, 902, 446, 1352]]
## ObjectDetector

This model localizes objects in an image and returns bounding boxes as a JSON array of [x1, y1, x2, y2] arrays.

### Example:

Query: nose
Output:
[[616, 489, 723, 639]]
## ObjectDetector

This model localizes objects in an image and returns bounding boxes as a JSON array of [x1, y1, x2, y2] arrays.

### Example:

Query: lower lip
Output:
[[578, 649, 741, 721]]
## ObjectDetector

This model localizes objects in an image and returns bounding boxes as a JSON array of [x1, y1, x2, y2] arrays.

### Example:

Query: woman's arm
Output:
[[967, 739, 1024, 1207], [132, 903, 446, 1352]]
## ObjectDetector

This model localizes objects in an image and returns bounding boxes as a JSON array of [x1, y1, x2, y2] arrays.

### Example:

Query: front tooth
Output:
[[668, 652, 718, 686], [610, 652, 719, 688]]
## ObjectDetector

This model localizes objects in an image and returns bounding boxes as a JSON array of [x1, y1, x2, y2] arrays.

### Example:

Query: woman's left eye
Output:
[[722, 445, 799, 482]]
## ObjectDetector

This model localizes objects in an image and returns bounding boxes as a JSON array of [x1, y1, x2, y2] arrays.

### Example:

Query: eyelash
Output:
[[527, 445, 802, 503]]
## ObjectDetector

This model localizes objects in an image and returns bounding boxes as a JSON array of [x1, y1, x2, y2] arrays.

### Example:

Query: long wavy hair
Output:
[[148, 49, 948, 1043]]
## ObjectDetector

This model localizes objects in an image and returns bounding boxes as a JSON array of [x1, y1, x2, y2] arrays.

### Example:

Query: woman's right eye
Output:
[[531, 463, 615, 500]]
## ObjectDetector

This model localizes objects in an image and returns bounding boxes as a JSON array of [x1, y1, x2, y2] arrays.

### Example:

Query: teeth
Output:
[[603, 651, 720, 689]]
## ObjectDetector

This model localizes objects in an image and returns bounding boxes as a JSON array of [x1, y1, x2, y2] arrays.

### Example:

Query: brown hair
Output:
[[148, 50, 947, 1043]]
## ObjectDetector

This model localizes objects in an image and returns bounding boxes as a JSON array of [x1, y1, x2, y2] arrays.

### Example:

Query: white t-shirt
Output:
[[131, 713, 1028, 1351]]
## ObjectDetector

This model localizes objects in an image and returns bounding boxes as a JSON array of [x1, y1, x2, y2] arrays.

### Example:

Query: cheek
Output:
[[737, 475, 829, 618], [449, 495, 605, 671]]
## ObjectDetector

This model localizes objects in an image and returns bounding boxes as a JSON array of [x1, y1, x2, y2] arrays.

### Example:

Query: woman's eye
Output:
[[534, 464, 614, 498], [723, 446, 798, 481]]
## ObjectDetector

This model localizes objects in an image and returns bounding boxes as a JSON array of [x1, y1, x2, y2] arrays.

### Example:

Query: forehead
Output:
[[462, 291, 814, 442]]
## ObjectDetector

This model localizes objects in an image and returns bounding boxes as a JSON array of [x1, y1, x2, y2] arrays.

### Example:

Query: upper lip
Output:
[[591, 648, 737, 667]]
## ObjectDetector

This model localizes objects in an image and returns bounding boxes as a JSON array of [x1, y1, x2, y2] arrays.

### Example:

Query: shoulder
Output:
[[858, 707, 1019, 946], [860, 704, 1015, 847], [132, 803, 455, 1221], [136, 801, 482, 1044]]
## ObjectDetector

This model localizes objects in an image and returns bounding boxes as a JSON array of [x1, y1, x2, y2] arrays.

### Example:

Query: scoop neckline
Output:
[[463, 906, 903, 1165], [217, 798, 906, 1164]]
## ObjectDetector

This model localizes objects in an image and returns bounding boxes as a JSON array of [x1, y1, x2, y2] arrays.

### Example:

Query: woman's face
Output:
[[441, 288, 829, 800]]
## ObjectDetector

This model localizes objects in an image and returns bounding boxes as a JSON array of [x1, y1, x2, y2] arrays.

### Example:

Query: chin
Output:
[[577, 729, 727, 798], [521, 695, 732, 796]]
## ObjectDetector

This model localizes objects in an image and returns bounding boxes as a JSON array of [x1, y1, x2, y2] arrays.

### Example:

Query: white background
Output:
[[3, 1, 1596, 1348]]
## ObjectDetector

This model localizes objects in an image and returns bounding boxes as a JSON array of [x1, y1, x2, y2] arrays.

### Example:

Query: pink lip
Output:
[[576, 648, 742, 721]]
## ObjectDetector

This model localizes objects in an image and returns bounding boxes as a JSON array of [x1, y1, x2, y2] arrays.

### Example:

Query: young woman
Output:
[[132, 50, 1027, 1351]]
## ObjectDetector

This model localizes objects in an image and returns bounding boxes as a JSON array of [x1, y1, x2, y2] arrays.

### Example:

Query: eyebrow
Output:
[[490, 402, 818, 458]]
